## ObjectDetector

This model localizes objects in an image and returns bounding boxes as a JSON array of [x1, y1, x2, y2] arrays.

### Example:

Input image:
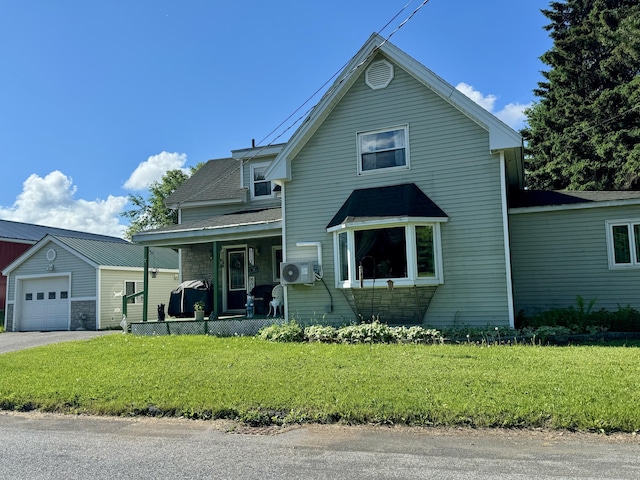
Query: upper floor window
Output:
[[251, 163, 274, 199], [607, 220, 640, 268], [357, 125, 409, 175]]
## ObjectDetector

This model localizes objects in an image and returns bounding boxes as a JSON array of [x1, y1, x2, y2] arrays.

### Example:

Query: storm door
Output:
[[226, 248, 247, 311]]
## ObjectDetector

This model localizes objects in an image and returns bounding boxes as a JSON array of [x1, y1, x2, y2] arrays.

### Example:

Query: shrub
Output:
[[336, 320, 395, 344], [519, 297, 640, 333], [526, 325, 573, 344], [394, 325, 443, 344], [257, 320, 304, 342], [259, 319, 443, 345], [440, 325, 521, 344], [304, 325, 338, 343]]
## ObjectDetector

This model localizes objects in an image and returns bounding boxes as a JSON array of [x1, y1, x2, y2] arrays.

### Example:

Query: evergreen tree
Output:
[[122, 166, 200, 240], [523, 0, 640, 190]]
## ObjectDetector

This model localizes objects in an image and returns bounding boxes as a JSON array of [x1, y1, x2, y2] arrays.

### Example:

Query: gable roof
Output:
[[165, 158, 246, 208], [327, 183, 448, 230], [2, 235, 178, 275], [54, 236, 179, 269], [267, 33, 523, 182], [0, 218, 128, 244]]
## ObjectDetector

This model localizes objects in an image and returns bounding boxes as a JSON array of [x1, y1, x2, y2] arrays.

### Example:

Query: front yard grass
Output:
[[1, 335, 639, 432]]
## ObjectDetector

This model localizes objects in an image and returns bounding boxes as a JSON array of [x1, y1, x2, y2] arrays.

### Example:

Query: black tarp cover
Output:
[[168, 280, 213, 317]]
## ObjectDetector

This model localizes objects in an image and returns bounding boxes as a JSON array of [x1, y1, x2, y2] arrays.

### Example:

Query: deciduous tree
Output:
[[122, 166, 200, 239]]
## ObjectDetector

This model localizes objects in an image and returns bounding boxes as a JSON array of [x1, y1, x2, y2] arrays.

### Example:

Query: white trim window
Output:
[[250, 162, 274, 199], [607, 220, 640, 268], [331, 220, 444, 288], [357, 125, 409, 175]]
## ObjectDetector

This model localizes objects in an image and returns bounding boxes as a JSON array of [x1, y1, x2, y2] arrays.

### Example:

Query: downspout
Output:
[[143, 246, 149, 322]]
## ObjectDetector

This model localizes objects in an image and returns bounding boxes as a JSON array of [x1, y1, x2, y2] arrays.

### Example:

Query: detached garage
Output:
[[2, 235, 179, 331], [20, 276, 70, 331]]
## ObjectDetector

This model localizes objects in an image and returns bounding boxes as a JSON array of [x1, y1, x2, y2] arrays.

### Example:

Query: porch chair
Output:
[[268, 284, 284, 317]]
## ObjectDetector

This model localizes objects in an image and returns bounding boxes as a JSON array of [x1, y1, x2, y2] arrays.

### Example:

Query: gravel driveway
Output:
[[0, 331, 119, 354]]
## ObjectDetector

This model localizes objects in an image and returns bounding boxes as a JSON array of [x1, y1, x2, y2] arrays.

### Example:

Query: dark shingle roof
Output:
[[165, 158, 246, 206], [509, 190, 640, 209], [54, 236, 178, 269], [0, 219, 128, 243], [327, 183, 448, 229]]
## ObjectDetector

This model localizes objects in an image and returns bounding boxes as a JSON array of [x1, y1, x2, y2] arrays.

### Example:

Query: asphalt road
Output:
[[0, 412, 638, 479], [0, 330, 118, 354]]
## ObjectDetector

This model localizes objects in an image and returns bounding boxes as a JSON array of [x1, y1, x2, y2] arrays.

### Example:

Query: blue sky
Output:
[[0, 0, 552, 237]]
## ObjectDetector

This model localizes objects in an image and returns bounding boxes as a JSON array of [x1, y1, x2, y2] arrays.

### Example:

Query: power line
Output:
[[175, 1, 431, 208], [254, 0, 420, 150]]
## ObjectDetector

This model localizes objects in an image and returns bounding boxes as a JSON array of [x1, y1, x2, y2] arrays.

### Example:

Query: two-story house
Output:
[[133, 33, 640, 328]]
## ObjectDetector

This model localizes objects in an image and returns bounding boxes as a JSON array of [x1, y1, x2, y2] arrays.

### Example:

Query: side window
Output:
[[251, 163, 273, 199], [125, 281, 144, 304], [607, 220, 640, 268], [357, 126, 409, 174]]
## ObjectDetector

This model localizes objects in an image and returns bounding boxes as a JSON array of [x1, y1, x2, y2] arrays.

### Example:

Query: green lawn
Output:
[[1, 335, 639, 432]]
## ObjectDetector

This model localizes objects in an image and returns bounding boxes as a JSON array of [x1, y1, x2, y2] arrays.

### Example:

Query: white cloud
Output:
[[0, 171, 129, 238], [455, 82, 530, 130], [456, 82, 497, 111], [123, 151, 188, 191], [495, 102, 530, 131]]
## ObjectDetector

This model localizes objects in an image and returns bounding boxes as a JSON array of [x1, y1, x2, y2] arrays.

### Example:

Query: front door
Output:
[[226, 248, 247, 311]]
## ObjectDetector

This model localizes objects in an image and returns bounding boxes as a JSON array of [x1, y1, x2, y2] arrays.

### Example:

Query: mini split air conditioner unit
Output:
[[280, 261, 315, 285]]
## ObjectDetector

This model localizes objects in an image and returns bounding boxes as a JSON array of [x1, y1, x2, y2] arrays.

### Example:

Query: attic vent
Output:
[[365, 60, 394, 90]]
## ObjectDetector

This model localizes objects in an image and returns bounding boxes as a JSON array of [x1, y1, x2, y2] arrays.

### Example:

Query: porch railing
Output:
[[129, 317, 284, 337]]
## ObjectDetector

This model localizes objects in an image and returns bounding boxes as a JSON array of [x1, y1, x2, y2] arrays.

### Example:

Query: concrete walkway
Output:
[[0, 330, 119, 354]]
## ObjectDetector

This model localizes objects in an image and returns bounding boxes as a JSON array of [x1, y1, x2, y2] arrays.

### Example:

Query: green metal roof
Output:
[[0, 218, 130, 243], [54, 236, 178, 269]]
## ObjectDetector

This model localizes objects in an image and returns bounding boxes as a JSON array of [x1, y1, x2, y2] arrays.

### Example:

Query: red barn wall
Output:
[[0, 240, 34, 312]]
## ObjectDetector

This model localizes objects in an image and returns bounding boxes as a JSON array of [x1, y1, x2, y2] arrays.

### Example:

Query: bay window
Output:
[[333, 221, 443, 288]]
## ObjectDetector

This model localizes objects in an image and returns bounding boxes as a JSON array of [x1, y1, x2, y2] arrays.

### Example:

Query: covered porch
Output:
[[131, 208, 283, 323]]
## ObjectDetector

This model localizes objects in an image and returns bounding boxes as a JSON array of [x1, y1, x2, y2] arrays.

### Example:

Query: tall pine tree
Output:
[[523, 0, 640, 190]]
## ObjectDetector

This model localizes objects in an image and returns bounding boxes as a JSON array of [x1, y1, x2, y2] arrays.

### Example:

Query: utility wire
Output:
[[174, 0, 430, 208]]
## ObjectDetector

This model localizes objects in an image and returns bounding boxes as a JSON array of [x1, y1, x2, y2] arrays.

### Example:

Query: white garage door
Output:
[[20, 277, 70, 331]]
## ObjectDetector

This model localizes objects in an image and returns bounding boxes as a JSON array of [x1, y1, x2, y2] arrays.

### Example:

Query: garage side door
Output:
[[20, 277, 70, 331]]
